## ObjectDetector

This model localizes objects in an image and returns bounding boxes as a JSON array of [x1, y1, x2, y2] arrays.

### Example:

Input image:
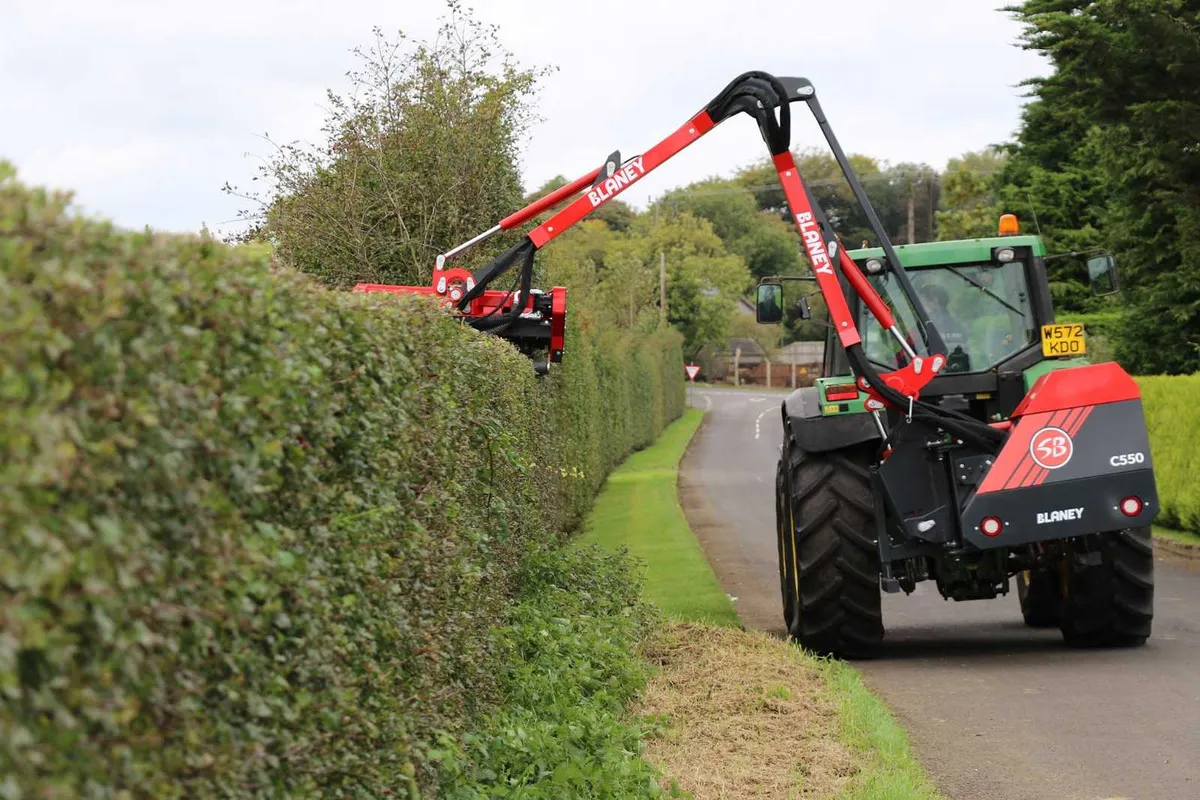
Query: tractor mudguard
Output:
[[782, 387, 880, 453]]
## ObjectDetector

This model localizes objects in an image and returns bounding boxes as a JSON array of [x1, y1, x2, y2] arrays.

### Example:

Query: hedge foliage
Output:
[[0, 163, 684, 797], [1137, 374, 1200, 532]]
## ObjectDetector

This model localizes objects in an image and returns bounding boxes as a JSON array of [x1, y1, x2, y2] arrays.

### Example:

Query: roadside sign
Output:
[[685, 364, 701, 381]]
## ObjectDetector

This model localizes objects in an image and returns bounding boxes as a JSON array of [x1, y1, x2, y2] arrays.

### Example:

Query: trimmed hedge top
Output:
[[0, 164, 684, 797]]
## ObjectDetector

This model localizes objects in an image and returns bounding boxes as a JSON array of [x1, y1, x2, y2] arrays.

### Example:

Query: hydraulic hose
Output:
[[846, 346, 1006, 451]]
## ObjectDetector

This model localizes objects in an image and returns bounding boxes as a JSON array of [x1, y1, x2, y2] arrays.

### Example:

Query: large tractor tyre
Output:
[[1017, 568, 1061, 628], [778, 440, 883, 658], [1059, 527, 1154, 648], [775, 457, 796, 629]]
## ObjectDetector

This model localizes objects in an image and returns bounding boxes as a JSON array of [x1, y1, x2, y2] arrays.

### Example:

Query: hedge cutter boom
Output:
[[353, 71, 1008, 447]]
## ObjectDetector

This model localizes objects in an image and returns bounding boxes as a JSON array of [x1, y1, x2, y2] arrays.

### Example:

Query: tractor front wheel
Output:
[[1059, 527, 1154, 648], [777, 439, 883, 658]]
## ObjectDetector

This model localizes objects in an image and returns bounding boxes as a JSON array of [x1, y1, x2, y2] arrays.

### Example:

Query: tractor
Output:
[[757, 224, 1157, 658], [351, 70, 1157, 659]]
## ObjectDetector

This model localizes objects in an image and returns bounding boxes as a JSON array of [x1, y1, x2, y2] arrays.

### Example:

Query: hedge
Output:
[[1137, 374, 1200, 532], [0, 163, 684, 797]]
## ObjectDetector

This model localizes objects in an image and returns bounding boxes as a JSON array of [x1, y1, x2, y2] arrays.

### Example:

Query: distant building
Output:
[[694, 337, 823, 387]]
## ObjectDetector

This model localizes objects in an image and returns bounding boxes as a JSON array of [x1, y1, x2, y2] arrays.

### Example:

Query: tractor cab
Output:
[[852, 235, 1047, 378], [812, 216, 1120, 421]]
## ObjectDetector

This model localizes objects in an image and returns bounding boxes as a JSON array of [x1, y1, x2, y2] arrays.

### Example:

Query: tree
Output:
[[224, 2, 549, 288], [657, 178, 803, 280], [936, 148, 1008, 241], [627, 213, 752, 356], [736, 150, 937, 247], [1002, 0, 1200, 372]]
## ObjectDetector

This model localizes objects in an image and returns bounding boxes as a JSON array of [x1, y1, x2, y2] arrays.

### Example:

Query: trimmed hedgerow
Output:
[[0, 163, 683, 797]]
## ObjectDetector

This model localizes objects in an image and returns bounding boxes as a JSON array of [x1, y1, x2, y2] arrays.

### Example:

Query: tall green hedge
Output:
[[0, 164, 684, 797], [1137, 374, 1200, 532]]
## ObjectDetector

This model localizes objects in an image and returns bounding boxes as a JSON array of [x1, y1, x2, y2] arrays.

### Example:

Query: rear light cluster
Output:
[[1119, 496, 1144, 517], [975, 497, 1144, 540], [824, 382, 860, 402]]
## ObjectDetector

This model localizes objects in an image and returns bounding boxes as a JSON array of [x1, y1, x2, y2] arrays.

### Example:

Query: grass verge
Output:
[[815, 658, 944, 799], [1153, 525, 1200, 547], [1153, 525, 1200, 560], [578, 409, 739, 627], [577, 408, 940, 797]]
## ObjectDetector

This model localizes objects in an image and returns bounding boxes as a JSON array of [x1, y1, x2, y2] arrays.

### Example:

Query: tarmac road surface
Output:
[[681, 385, 1200, 800]]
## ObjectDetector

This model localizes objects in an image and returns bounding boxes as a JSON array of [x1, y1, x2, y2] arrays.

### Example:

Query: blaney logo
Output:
[[794, 212, 834, 275], [587, 157, 645, 207], [1029, 426, 1073, 470], [1037, 507, 1083, 525]]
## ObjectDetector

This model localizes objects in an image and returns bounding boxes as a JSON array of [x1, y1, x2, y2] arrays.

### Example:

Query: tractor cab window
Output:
[[859, 261, 1036, 374]]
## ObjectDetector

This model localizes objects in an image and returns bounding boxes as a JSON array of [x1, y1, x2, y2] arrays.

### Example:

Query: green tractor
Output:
[[759, 217, 1157, 658]]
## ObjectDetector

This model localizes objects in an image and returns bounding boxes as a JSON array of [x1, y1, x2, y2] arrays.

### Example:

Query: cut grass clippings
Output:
[[578, 409, 739, 627], [635, 623, 944, 800]]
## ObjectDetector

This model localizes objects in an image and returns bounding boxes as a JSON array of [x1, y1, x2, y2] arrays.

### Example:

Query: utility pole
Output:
[[659, 251, 667, 325], [907, 179, 916, 244], [928, 177, 935, 240]]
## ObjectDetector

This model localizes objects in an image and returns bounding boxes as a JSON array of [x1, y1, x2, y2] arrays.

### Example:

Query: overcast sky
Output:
[[2, 0, 1049, 238]]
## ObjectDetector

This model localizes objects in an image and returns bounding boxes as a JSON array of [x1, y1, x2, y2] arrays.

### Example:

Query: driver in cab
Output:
[[920, 284, 970, 372]]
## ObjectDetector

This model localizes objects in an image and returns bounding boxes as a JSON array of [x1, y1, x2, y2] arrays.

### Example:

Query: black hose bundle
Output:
[[846, 346, 1007, 451]]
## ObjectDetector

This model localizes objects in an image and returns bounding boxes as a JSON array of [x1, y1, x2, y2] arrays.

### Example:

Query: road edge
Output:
[[1155, 531, 1200, 561], [677, 410, 785, 634]]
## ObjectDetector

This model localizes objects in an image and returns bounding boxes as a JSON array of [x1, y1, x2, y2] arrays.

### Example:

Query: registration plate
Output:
[[1041, 323, 1086, 357]]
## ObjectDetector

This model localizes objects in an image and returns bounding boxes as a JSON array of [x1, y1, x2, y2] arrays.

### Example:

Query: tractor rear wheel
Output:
[[1059, 527, 1154, 648], [777, 440, 883, 658], [1017, 568, 1061, 628]]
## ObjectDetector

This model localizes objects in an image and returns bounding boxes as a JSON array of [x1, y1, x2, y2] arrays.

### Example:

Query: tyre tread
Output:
[[1060, 527, 1154, 647], [782, 441, 883, 658]]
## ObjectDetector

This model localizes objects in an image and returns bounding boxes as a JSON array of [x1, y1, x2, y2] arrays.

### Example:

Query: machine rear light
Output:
[[825, 383, 860, 402], [1120, 496, 1144, 517], [981, 517, 1003, 537]]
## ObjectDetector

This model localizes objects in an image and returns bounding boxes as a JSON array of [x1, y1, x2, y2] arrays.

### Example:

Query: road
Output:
[[681, 385, 1200, 800]]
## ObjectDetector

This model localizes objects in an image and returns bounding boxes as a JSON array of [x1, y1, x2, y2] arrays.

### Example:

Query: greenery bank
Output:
[[0, 163, 684, 796]]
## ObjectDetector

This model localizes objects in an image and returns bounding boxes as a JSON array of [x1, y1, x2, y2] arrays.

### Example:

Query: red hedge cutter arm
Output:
[[353, 70, 1008, 447]]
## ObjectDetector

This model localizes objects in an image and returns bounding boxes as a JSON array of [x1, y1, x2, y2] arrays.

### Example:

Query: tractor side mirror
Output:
[[1087, 253, 1119, 296], [756, 283, 784, 324]]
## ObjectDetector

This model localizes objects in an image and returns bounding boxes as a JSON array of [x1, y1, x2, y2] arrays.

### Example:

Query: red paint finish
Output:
[[1012, 361, 1140, 417], [501, 166, 602, 230], [976, 410, 1054, 494], [981, 363, 1138, 494], [549, 286, 566, 362], [1029, 405, 1092, 488], [771, 150, 861, 349], [528, 111, 715, 249]]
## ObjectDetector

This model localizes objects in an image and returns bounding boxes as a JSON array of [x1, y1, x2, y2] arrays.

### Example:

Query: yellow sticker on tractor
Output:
[[1041, 323, 1086, 358]]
